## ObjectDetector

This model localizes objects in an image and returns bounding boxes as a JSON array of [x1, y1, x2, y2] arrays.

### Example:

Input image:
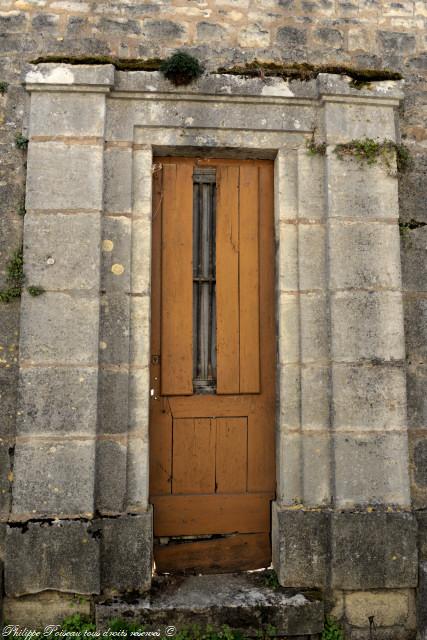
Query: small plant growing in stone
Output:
[[160, 51, 204, 86], [27, 285, 45, 297], [60, 614, 97, 638], [15, 133, 29, 150], [17, 199, 26, 217], [0, 247, 24, 303], [0, 81, 8, 94], [334, 137, 412, 175], [263, 568, 281, 589], [306, 138, 327, 156], [321, 616, 344, 640]]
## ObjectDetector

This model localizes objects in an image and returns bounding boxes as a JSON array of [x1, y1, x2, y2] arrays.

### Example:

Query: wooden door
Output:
[[149, 157, 275, 574]]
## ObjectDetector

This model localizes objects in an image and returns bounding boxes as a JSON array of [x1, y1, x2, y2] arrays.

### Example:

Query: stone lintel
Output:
[[273, 505, 418, 590], [23, 65, 404, 108]]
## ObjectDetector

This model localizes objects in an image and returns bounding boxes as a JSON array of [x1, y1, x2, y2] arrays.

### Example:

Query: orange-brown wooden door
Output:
[[149, 157, 275, 574]]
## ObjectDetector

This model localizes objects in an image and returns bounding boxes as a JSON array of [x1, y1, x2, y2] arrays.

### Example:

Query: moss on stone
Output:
[[30, 55, 163, 72], [216, 60, 402, 84], [0, 247, 24, 303], [334, 138, 412, 174], [0, 81, 8, 94]]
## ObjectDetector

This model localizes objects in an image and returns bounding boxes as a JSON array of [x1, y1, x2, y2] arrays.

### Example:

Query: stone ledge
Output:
[[22, 64, 404, 104], [95, 572, 324, 637]]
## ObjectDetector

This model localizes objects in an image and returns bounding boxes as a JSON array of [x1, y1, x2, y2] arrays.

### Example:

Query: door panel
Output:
[[149, 157, 275, 573]]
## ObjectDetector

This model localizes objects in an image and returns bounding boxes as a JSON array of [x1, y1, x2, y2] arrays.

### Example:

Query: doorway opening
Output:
[[149, 157, 276, 574]]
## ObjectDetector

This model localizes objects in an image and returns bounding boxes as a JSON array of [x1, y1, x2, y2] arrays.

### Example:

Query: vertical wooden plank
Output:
[[239, 164, 260, 393], [173, 418, 216, 494], [216, 166, 240, 394], [161, 162, 193, 395], [216, 417, 247, 494], [150, 163, 173, 495], [247, 163, 276, 492]]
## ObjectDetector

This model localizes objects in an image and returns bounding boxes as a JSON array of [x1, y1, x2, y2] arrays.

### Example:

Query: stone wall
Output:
[[0, 0, 426, 635]]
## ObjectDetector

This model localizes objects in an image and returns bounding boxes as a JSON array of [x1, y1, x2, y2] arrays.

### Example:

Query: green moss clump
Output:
[[0, 248, 24, 303], [216, 60, 402, 84], [334, 138, 412, 174], [15, 133, 28, 150], [321, 616, 345, 640], [0, 81, 8, 94], [27, 285, 45, 297], [30, 55, 164, 72], [160, 51, 204, 86]]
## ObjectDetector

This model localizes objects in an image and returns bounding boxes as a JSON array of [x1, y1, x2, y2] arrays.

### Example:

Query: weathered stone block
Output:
[[301, 365, 329, 429], [334, 432, 410, 507], [331, 291, 405, 362], [25, 63, 115, 88], [324, 103, 397, 145], [103, 147, 132, 214], [197, 21, 227, 42], [417, 511, 427, 561], [98, 368, 129, 434], [130, 218, 151, 295], [276, 431, 302, 505], [327, 155, 399, 219], [407, 365, 427, 428], [20, 292, 99, 365], [126, 434, 149, 510], [0, 441, 11, 514], [99, 293, 130, 366], [401, 227, 427, 291], [272, 504, 329, 588], [3, 591, 91, 627], [345, 589, 412, 628], [5, 520, 100, 596], [332, 364, 406, 430], [278, 363, 300, 429], [0, 370, 18, 438], [329, 221, 401, 290], [24, 212, 101, 291], [331, 512, 417, 589], [302, 432, 331, 506], [17, 366, 98, 435], [418, 562, 427, 639], [101, 215, 131, 291], [300, 293, 328, 362], [129, 295, 150, 367], [95, 439, 127, 514], [29, 92, 106, 137], [278, 292, 299, 364], [278, 223, 297, 291], [97, 512, 152, 594], [12, 439, 96, 516], [298, 223, 326, 291], [297, 151, 326, 220], [26, 142, 103, 211], [404, 296, 427, 363]]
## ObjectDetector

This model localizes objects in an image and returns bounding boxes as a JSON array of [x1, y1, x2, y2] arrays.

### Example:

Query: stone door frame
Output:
[[5, 65, 417, 598]]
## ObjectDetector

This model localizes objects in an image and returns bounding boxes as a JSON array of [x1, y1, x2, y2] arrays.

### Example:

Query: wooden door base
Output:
[[154, 533, 271, 574]]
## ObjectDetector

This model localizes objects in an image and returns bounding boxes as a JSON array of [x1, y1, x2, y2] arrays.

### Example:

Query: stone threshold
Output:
[[95, 571, 324, 637]]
